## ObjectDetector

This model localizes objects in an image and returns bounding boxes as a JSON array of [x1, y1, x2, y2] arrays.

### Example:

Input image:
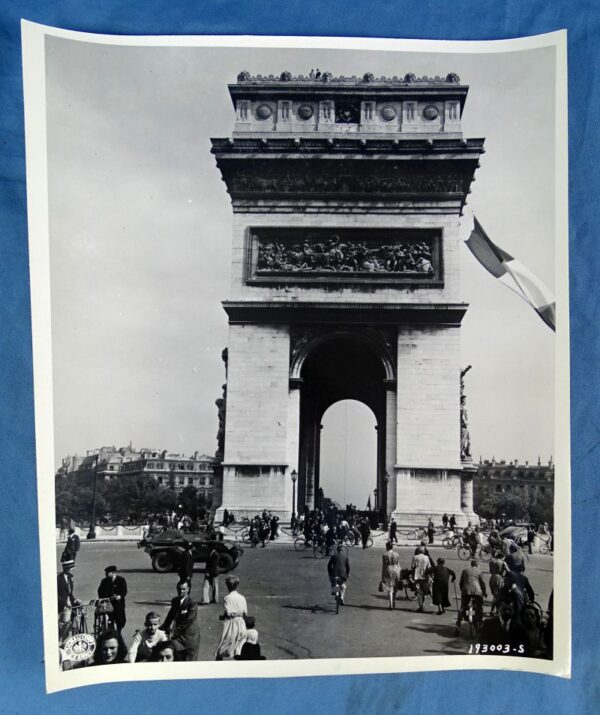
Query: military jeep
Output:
[[138, 528, 243, 574]]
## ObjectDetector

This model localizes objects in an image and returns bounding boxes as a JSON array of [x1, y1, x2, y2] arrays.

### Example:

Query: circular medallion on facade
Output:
[[380, 105, 397, 121], [423, 104, 439, 120], [297, 104, 314, 120], [255, 104, 273, 120], [63, 633, 96, 662]]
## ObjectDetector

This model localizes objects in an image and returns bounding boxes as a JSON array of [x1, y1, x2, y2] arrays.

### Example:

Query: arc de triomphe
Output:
[[211, 70, 483, 525]]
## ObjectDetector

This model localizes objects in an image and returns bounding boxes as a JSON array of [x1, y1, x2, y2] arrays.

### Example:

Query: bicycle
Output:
[[399, 569, 418, 601], [313, 540, 330, 559], [456, 595, 483, 639], [539, 538, 552, 555], [442, 535, 460, 549], [91, 598, 116, 640], [333, 576, 346, 613], [70, 603, 89, 636]]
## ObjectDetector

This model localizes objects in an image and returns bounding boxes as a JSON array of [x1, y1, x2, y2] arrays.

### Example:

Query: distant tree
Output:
[[527, 491, 554, 528], [478, 493, 530, 521]]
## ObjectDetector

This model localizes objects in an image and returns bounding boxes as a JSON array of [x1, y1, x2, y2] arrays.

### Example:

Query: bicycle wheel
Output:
[[293, 536, 307, 551], [457, 546, 471, 561], [241, 529, 251, 544], [539, 542, 549, 555], [314, 544, 328, 559], [442, 537, 454, 550], [344, 533, 355, 547], [407, 529, 418, 540], [479, 546, 492, 562], [364, 536, 373, 549]]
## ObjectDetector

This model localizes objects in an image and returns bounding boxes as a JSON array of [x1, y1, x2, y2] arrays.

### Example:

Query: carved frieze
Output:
[[225, 161, 466, 196], [246, 227, 442, 284]]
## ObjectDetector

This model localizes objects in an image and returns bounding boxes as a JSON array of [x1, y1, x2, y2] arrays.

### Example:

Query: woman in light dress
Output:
[[215, 575, 248, 660], [381, 541, 402, 609]]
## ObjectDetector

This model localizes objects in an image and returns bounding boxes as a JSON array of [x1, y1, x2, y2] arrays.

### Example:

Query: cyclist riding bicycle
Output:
[[455, 559, 487, 635], [327, 544, 350, 605]]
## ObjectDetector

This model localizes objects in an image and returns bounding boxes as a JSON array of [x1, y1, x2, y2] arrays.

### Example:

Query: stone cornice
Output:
[[222, 300, 468, 326], [211, 136, 484, 157]]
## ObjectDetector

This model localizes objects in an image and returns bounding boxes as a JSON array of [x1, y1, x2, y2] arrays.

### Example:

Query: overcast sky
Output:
[[45, 38, 557, 507]]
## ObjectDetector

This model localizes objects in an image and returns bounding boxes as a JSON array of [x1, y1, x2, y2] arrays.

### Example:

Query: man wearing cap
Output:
[[57, 560, 79, 642], [98, 565, 128, 633]]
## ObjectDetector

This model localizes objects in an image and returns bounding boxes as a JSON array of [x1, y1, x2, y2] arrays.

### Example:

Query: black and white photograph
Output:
[[22, 25, 569, 690]]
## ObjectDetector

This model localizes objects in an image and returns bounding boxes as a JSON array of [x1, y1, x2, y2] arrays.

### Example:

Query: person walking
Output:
[[98, 565, 128, 633], [57, 560, 79, 643], [526, 525, 536, 555], [61, 528, 81, 563], [380, 541, 401, 609], [505, 543, 526, 573], [431, 557, 456, 615], [201, 546, 220, 604], [411, 546, 432, 613], [388, 518, 398, 544], [161, 580, 200, 661], [215, 575, 248, 660]]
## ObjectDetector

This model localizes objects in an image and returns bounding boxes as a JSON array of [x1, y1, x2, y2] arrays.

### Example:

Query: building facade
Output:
[[474, 457, 554, 510], [59, 446, 217, 503]]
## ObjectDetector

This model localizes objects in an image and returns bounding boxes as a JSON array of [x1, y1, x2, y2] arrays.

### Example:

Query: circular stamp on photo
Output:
[[63, 633, 96, 661]]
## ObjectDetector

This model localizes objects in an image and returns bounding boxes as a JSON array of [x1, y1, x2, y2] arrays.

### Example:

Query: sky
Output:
[[44, 38, 558, 507]]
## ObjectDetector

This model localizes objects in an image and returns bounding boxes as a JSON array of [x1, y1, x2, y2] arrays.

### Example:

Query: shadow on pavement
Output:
[[282, 604, 335, 614], [133, 599, 172, 607]]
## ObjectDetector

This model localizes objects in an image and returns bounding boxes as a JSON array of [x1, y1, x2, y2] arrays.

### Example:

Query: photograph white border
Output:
[[21, 20, 570, 692]]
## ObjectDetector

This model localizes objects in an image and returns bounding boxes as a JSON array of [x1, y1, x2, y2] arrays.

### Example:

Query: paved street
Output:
[[59, 541, 553, 661]]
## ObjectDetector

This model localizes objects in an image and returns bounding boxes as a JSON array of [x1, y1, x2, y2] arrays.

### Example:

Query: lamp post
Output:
[[87, 454, 100, 540], [291, 469, 298, 525], [373, 487, 378, 513]]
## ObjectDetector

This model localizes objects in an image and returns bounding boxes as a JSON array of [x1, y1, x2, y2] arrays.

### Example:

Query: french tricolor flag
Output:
[[465, 217, 556, 332]]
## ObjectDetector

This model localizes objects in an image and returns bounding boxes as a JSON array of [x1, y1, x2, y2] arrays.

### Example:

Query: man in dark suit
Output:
[[61, 528, 81, 562], [57, 560, 79, 643], [176, 541, 195, 591], [97, 565, 128, 632], [479, 600, 531, 656], [161, 580, 200, 661]]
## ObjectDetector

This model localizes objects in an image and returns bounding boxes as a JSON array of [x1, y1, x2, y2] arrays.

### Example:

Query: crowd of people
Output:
[[58, 506, 553, 667], [58, 560, 265, 669]]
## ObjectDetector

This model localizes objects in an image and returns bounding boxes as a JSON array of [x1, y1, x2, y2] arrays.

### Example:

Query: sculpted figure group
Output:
[[256, 236, 434, 274]]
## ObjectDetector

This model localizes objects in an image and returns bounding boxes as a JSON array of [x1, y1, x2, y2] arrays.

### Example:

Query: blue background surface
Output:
[[1, 1, 598, 713]]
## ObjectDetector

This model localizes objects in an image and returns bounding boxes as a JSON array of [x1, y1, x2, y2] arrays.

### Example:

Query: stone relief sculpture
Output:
[[256, 234, 435, 274], [460, 365, 472, 462]]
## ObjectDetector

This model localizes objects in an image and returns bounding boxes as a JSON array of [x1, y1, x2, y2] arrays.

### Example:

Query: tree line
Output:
[[55, 472, 209, 525]]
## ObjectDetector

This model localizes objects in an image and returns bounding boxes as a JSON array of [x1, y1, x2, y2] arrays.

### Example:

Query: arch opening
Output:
[[297, 334, 389, 516], [319, 400, 378, 511]]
